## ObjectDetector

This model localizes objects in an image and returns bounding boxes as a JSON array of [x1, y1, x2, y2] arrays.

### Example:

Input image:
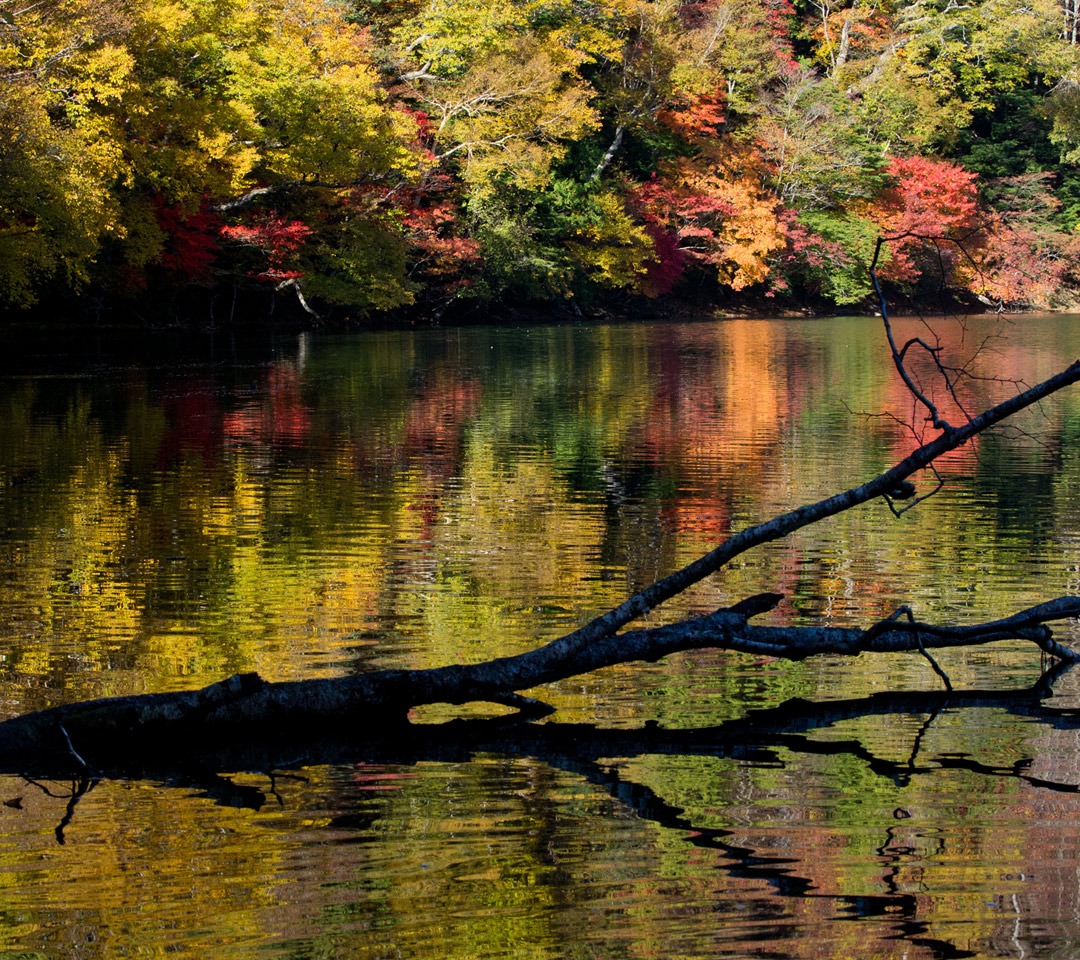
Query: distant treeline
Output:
[[3, 0, 1080, 322]]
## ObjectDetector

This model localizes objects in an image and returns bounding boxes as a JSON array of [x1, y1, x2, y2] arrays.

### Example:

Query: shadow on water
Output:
[[19, 660, 1080, 959]]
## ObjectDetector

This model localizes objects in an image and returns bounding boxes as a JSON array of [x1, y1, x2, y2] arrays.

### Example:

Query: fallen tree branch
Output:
[[536, 357, 1080, 664], [0, 281, 1077, 769], [11, 664, 1079, 825], [0, 593, 1077, 770]]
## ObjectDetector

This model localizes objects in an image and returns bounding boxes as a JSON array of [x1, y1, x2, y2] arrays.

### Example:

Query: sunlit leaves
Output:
[[564, 190, 654, 288], [0, 0, 136, 300], [221, 213, 311, 283], [673, 0, 796, 116], [898, 0, 1065, 109], [2, 0, 1080, 310], [1045, 80, 1080, 164], [392, 0, 531, 78], [115, 0, 261, 204], [225, 0, 417, 184], [636, 144, 785, 290], [407, 35, 598, 191], [756, 67, 886, 210], [0, 85, 121, 301], [866, 154, 980, 281]]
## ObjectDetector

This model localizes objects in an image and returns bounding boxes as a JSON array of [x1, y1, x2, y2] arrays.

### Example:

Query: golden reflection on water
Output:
[[0, 316, 1079, 956]]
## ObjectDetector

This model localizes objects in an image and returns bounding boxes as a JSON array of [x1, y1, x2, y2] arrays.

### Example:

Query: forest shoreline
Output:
[[7, 0, 1080, 326], [0, 282, 1021, 337]]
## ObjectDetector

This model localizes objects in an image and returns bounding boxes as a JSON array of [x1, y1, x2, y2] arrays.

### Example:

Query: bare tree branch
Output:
[[0, 355, 1075, 766], [1, 245, 1078, 767]]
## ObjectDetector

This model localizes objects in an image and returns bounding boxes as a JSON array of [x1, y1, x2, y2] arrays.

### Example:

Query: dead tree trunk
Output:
[[1, 285, 1079, 771]]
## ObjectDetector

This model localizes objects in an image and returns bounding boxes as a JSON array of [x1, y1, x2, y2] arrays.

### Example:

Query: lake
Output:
[[1, 313, 1080, 958]]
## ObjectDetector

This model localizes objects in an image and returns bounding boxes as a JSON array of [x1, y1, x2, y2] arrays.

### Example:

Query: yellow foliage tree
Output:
[[0, 0, 133, 300], [226, 0, 417, 187], [565, 191, 654, 288], [0, 0, 423, 305], [394, 0, 620, 190]]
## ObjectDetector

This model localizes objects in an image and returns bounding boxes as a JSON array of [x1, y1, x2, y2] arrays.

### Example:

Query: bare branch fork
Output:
[[869, 233, 974, 431]]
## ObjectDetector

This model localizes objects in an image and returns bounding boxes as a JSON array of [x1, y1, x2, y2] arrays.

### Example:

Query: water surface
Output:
[[1, 314, 1080, 957]]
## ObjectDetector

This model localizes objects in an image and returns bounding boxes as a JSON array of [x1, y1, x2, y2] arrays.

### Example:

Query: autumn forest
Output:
[[4, 0, 1080, 322]]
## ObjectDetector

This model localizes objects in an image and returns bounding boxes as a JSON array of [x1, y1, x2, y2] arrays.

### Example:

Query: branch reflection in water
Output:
[[16, 660, 1080, 959]]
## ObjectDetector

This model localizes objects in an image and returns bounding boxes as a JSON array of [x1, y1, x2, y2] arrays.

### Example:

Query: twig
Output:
[[882, 463, 945, 517], [57, 722, 92, 773]]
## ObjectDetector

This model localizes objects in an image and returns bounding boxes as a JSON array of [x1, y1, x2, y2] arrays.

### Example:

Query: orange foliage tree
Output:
[[635, 145, 786, 291]]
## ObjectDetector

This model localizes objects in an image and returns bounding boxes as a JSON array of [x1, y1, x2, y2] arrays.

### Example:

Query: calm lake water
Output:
[[2, 314, 1080, 958]]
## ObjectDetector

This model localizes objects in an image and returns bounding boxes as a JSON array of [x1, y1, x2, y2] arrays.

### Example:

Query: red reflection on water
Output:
[[223, 360, 311, 446], [402, 375, 481, 537], [156, 378, 224, 469]]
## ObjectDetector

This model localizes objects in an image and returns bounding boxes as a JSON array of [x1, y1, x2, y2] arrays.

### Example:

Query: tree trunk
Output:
[[589, 124, 625, 182]]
